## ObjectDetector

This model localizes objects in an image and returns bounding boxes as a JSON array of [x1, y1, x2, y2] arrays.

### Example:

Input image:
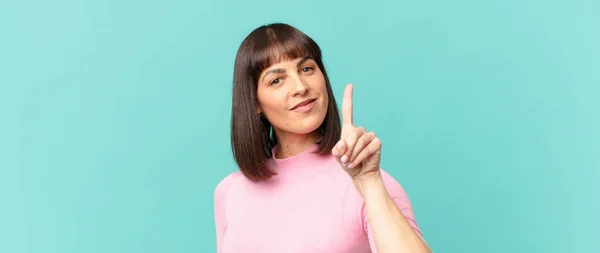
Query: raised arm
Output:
[[332, 84, 431, 253]]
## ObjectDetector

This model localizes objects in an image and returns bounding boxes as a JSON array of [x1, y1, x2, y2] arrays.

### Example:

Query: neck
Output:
[[273, 130, 322, 159]]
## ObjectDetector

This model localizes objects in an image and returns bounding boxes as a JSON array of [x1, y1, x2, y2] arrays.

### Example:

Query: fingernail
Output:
[[347, 163, 353, 169], [341, 155, 348, 163], [337, 141, 344, 149]]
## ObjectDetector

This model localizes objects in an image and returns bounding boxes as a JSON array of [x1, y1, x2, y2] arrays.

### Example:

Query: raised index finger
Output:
[[342, 84, 353, 125]]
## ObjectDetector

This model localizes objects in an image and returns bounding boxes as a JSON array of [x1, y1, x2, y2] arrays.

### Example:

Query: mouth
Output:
[[290, 98, 317, 111]]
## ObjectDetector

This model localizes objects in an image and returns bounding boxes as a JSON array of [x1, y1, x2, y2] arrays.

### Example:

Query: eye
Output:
[[301, 66, 314, 73], [270, 78, 282, 86]]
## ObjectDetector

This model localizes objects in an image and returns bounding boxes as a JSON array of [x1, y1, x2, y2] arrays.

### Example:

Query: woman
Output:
[[214, 23, 431, 253]]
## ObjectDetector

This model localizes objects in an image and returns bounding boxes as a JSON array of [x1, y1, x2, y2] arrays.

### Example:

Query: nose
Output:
[[291, 75, 308, 96]]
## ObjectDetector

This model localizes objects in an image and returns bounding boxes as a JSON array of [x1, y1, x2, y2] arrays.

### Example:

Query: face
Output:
[[256, 56, 328, 136]]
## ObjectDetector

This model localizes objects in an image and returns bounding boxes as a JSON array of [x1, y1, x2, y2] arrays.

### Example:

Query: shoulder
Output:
[[354, 168, 416, 217], [214, 172, 244, 232], [377, 168, 417, 210], [380, 168, 423, 233], [214, 172, 244, 202], [359, 168, 424, 237], [379, 169, 409, 198]]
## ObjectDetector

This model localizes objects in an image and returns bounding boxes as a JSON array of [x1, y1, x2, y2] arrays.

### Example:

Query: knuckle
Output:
[[358, 138, 366, 146], [374, 138, 382, 148], [368, 146, 376, 154]]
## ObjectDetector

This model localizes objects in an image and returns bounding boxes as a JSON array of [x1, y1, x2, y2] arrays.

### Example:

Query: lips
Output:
[[291, 98, 317, 110]]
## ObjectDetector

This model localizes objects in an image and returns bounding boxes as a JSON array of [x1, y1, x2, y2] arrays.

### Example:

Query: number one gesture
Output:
[[332, 84, 382, 183]]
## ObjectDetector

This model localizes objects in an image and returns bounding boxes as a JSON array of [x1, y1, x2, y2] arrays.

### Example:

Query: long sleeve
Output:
[[361, 169, 425, 253]]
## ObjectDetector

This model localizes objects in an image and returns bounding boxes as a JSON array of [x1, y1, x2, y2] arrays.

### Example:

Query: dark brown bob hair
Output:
[[230, 23, 341, 181]]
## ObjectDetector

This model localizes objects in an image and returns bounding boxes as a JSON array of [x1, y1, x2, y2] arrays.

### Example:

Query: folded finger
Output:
[[348, 137, 381, 169]]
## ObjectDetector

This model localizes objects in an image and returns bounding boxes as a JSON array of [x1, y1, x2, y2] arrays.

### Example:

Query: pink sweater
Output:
[[214, 142, 425, 253]]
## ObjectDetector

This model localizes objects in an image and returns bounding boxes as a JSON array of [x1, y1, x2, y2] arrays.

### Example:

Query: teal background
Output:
[[1, 0, 598, 252]]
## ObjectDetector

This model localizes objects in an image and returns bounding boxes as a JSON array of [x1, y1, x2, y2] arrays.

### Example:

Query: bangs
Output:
[[249, 28, 321, 79]]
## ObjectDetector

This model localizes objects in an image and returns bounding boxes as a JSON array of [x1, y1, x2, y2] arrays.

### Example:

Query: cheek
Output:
[[258, 91, 287, 115], [311, 74, 327, 94], [313, 79, 328, 105]]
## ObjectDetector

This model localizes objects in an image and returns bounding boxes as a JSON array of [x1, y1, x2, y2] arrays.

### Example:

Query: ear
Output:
[[255, 107, 261, 116]]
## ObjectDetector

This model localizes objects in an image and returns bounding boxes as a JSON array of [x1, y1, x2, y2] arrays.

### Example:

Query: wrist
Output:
[[353, 174, 385, 199]]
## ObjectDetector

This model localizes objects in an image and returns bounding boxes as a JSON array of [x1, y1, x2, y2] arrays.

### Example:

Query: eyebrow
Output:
[[261, 56, 313, 82]]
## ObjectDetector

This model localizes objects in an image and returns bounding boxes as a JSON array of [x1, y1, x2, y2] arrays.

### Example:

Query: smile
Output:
[[291, 98, 317, 112]]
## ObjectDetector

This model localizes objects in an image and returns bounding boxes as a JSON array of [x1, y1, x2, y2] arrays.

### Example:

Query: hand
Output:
[[332, 84, 382, 183]]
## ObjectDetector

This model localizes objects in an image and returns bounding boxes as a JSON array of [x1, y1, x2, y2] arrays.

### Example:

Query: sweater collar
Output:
[[266, 139, 337, 183]]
